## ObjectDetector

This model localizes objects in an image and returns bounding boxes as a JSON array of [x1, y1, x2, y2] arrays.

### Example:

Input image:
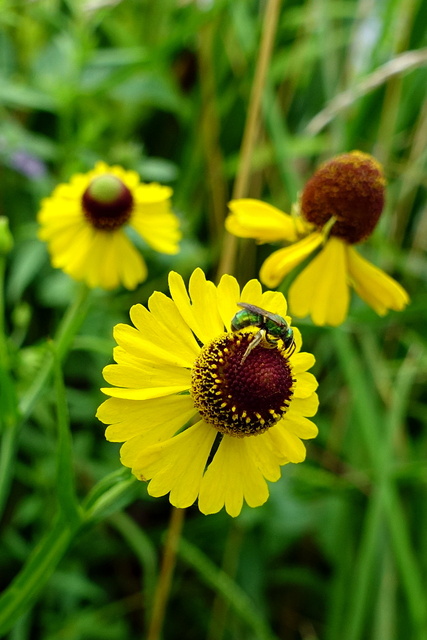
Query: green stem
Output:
[[0, 283, 90, 522], [146, 507, 185, 640], [0, 255, 8, 370], [19, 282, 90, 418], [217, 0, 282, 279]]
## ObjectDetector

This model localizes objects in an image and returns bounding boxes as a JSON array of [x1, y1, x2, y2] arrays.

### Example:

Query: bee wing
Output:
[[237, 302, 286, 327]]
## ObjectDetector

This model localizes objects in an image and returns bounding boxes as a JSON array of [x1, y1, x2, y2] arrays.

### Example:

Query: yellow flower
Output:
[[97, 268, 319, 517], [38, 162, 181, 290], [226, 151, 409, 326]]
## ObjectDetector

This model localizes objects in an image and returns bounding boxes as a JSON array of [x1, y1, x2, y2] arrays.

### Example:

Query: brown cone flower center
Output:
[[191, 332, 295, 437], [82, 174, 133, 231], [301, 151, 385, 244]]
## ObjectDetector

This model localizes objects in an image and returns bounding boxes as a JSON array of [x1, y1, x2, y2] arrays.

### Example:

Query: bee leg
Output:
[[287, 340, 296, 356], [240, 329, 265, 363]]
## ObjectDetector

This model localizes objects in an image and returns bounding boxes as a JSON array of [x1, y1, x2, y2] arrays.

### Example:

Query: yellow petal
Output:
[[130, 191, 181, 254], [135, 421, 217, 509], [259, 290, 288, 318], [102, 361, 191, 397], [116, 235, 148, 289], [217, 274, 241, 331], [245, 433, 283, 481], [290, 393, 319, 418], [240, 278, 263, 305], [90, 231, 147, 290], [260, 232, 323, 288], [281, 412, 319, 439], [226, 199, 299, 243], [290, 352, 316, 374], [134, 182, 173, 202], [168, 269, 224, 344], [347, 246, 409, 315], [268, 422, 307, 463], [198, 436, 269, 517], [101, 385, 190, 400], [47, 223, 93, 268], [98, 394, 196, 442], [113, 322, 193, 368], [293, 372, 318, 398], [289, 237, 350, 326], [130, 295, 200, 365]]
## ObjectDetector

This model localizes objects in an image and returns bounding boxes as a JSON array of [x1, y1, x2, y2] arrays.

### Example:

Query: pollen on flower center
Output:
[[301, 151, 386, 244], [82, 174, 133, 231], [191, 332, 295, 437]]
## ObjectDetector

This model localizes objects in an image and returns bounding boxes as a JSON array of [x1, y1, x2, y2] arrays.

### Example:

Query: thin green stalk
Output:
[[19, 282, 90, 418], [207, 522, 245, 640], [217, 0, 282, 278], [146, 506, 185, 640], [53, 347, 81, 527], [0, 254, 9, 371], [0, 283, 90, 522], [198, 18, 229, 242]]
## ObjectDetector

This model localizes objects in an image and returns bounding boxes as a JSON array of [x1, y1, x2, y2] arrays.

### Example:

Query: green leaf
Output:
[[0, 516, 77, 636]]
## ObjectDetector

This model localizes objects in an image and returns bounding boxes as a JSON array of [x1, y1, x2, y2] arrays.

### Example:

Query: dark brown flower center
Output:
[[301, 151, 385, 244], [191, 332, 295, 437], [82, 174, 133, 231]]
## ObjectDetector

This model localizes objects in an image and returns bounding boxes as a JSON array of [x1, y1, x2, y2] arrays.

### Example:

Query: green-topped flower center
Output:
[[191, 332, 295, 437], [82, 174, 133, 231], [301, 151, 385, 244]]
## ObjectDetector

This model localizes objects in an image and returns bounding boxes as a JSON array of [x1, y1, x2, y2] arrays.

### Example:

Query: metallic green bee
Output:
[[231, 302, 295, 363]]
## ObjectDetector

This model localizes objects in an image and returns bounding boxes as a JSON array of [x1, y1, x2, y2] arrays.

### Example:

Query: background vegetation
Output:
[[1, 0, 426, 639]]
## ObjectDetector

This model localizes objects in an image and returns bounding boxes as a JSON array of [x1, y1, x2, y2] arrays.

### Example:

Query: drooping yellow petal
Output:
[[116, 234, 148, 290], [226, 199, 300, 243], [198, 436, 270, 517], [133, 421, 217, 509], [347, 246, 409, 315], [47, 223, 93, 268], [289, 237, 350, 326], [260, 232, 323, 288]]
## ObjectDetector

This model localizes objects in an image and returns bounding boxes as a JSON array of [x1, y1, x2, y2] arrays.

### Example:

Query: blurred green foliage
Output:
[[0, 0, 427, 639]]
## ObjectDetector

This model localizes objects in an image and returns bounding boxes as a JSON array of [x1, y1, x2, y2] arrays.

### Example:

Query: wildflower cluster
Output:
[[36, 151, 408, 516]]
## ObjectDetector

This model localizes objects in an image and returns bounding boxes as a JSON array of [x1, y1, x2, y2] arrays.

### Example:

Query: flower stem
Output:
[[217, 0, 282, 278], [0, 254, 9, 371], [19, 282, 90, 419], [146, 507, 185, 640], [0, 283, 90, 521]]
